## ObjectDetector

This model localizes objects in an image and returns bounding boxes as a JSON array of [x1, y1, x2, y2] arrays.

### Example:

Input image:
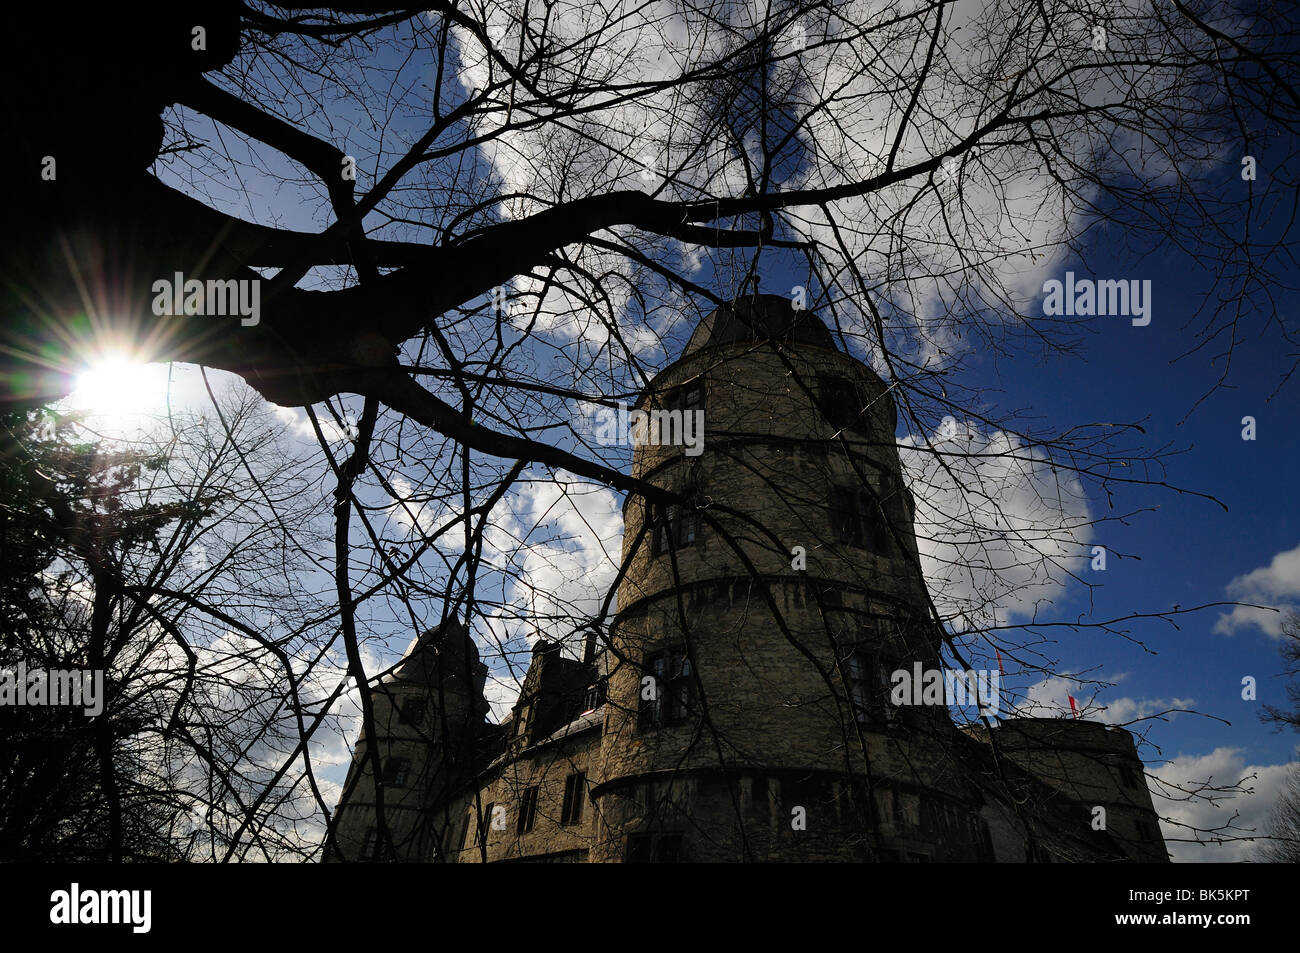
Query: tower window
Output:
[[382, 757, 411, 787], [517, 786, 539, 834], [844, 650, 896, 725], [829, 485, 889, 553], [638, 647, 694, 730], [665, 382, 705, 413], [399, 698, 426, 727], [476, 802, 495, 846], [361, 827, 382, 862], [561, 772, 586, 826], [626, 833, 684, 862], [817, 375, 863, 432], [652, 502, 698, 555], [969, 816, 995, 861]]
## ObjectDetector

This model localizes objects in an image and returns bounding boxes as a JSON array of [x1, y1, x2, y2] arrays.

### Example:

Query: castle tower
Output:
[[587, 293, 990, 861], [326, 619, 489, 862], [328, 294, 1167, 863]]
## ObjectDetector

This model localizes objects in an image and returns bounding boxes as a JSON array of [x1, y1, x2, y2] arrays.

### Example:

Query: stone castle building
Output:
[[325, 294, 1168, 863]]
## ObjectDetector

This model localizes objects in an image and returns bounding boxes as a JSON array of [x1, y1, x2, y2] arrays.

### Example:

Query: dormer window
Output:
[[580, 679, 606, 715], [517, 697, 538, 737]]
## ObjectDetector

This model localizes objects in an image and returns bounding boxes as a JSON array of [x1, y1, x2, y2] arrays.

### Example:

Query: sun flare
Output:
[[66, 352, 169, 423]]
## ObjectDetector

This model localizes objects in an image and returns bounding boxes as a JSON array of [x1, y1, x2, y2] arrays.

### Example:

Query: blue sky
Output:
[[901, 185, 1300, 858]]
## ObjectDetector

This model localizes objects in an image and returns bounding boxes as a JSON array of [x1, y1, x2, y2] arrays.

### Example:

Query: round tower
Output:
[[589, 294, 987, 862]]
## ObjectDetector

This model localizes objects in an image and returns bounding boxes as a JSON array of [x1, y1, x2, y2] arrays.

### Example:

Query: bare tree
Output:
[[2, 1, 1296, 859], [1257, 611, 1300, 862], [0, 386, 337, 860], [1261, 767, 1300, 863]]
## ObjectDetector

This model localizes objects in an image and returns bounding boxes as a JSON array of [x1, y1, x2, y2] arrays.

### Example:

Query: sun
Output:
[[66, 351, 170, 424]]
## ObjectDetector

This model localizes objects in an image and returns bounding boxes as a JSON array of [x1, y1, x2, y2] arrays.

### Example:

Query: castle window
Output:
[[627, 834, 651, 863], [844, 650, 896, 725], [382, 757, 410, 788], [517, 697, 538, 738], [656, 834, 683, 862], [665, 381, 705, 413], [652, 502, 698, 555], [477, 802, 495, 847], [817, 375, 863, 433], [360, 827, 392, 862], [399, 698, 426, 727], [1117, 762, 1139, 788], [580, 680, 606, 715], [889, 789, 921, 829], [626, 833, 684, 863], [638, 648, 694, 730], [829, 486, 888, 553], [969, 816, 995, 861], [517, 786, 539, 834], [561, 772, 586, 826], [920, 795, 953, 833]]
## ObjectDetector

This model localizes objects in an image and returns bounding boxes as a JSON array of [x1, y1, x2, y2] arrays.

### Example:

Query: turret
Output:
[[325, 619, 488, 861]]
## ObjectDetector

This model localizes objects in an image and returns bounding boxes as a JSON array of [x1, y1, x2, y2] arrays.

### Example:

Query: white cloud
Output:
[[386, 475, 447, 538], [272, 404, 357, 444], [1014, 673, 1194, 727], [464, 470, 626, 721], [483, 668, 525, 725], [502, 470, 624, 646], [1148, 746, 1299, 863], [1214, 542, 1300, 638], [899, 419, 1093, 630]]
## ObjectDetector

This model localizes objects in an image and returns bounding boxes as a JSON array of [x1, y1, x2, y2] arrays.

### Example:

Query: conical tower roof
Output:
[[388, 617, 477, 683], [682, 293, 838, 358]]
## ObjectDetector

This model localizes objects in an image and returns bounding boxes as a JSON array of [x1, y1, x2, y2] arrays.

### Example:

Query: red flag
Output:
[[1068, 695, 1079, 718]]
